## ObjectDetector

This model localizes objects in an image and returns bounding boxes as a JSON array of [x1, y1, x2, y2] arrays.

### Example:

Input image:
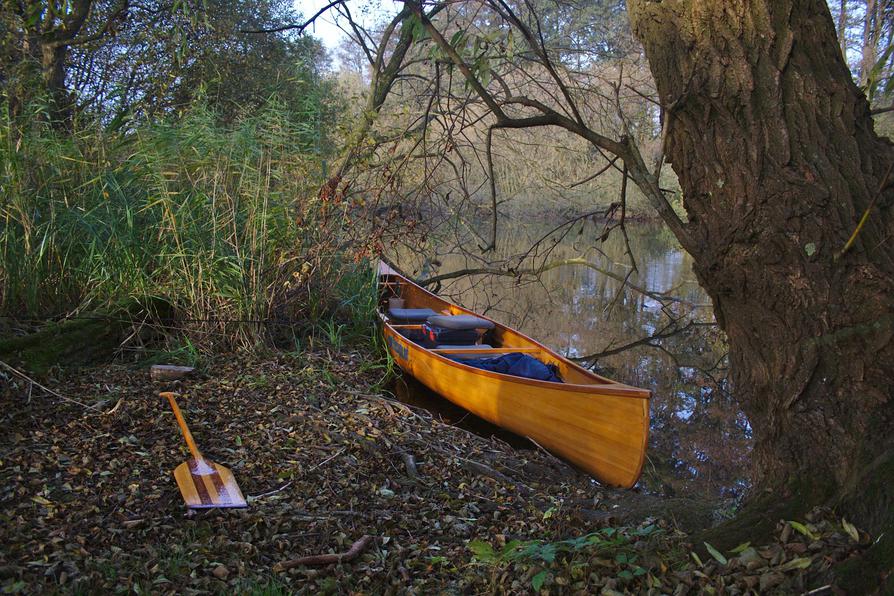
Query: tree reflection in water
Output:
[[396, 221, 752, 500]]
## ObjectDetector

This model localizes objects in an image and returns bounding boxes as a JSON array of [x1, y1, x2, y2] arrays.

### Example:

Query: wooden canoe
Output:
[[378, 261, 650, 488]]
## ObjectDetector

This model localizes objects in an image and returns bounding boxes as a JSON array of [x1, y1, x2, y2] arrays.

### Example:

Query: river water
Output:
[[392, 219, 751, 500]]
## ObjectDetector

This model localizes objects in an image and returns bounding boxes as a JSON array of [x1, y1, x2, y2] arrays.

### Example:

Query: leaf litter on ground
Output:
[[0, 349, 868, 594]]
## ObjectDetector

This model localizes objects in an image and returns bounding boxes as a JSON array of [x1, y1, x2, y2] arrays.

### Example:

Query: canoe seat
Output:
[[435, 344, 492, 350], [427, 314, 495, 330], [388, 307, 437, 322]]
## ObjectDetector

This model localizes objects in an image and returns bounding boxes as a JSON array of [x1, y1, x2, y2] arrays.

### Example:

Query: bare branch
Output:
[[567, 156, 620, 188], [418, 258, 687, 305], [484, 126, 498, 251], [240, 0, 345, 34], [570, 320, 714, 361]]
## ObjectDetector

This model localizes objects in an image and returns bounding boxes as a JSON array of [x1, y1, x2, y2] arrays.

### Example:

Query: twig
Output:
[[418, 259, 684, 305], [102, 398, 124, 416], [273, 535, 374, 570], [459, 457, 534, 496], [307, 448, 345, 472], [483, 126, 498, 252], [240, 0, 345, 34], [837, 161, 894, 259], [249, 481, 293, 501], [0, 360, 99, 410], [571, 320, 712, 361], [567, 156, 619, 188], [526, 437, 568, 469]]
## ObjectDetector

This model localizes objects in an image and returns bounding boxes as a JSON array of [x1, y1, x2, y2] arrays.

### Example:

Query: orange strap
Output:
[[160, 392, 202, 461]]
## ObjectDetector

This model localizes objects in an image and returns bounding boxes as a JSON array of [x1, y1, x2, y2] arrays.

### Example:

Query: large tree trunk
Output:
[[628, 0, 894, 585], [40, 41, 72, 122]]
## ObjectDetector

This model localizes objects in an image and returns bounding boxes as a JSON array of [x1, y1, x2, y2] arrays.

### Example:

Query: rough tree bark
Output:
[[628, 0, 894, 585]]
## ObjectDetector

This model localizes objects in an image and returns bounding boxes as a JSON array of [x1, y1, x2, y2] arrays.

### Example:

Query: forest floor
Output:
[[0, 349, 869, 594]]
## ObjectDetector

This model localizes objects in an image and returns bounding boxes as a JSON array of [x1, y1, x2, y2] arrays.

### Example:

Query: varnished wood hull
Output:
[[379, 261, 650, 488]]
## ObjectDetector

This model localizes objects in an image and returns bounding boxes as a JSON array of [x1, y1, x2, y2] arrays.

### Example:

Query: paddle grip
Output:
[[159, 392, 203, 461]]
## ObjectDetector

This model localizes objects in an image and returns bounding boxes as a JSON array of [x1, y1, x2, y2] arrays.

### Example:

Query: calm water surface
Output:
[[392, 220, 751, 499]]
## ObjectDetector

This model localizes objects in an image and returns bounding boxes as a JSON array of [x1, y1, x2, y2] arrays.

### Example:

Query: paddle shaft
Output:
[[160, 392, 203, 461]]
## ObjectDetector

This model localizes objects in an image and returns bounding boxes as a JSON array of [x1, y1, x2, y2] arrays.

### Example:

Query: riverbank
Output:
[[0, 349, 866, 593]]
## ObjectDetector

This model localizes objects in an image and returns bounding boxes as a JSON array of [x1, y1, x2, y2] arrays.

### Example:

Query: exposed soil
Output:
[[0, 349, 869, 593]]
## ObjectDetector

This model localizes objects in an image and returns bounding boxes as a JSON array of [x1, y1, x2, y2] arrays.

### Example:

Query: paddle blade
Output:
[[173, 458, 247, 509]]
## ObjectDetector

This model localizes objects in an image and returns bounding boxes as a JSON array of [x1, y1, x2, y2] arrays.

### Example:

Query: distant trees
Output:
[[829, 0, 894, 101], [1, 0, 335, 131]]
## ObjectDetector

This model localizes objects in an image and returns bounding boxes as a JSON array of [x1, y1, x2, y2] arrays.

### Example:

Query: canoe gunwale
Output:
[[383, 320, 650, 398]]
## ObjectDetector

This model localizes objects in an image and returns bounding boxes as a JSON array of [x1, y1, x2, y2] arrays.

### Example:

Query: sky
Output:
[[293, 0, 346, 51], [293, 0, 397, 57]]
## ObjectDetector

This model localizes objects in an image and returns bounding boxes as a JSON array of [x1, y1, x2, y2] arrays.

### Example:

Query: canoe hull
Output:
[[379, 262, 650, 488]]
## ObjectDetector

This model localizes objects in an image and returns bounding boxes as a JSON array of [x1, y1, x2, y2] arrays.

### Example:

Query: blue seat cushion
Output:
[[389, 307, 437, 322], [426, 314, 495, 330]]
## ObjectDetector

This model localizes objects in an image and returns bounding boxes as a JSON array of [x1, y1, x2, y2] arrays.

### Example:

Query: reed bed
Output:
[[0, 102, 375, 350]]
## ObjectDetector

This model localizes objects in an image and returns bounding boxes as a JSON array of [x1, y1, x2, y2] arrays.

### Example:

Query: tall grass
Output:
[[0, 100, 375, 350]]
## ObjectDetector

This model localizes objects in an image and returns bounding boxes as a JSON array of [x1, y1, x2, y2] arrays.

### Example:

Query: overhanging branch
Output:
[[417, 259, 688, 305], [240, 0, 345, 34], [405, 0, 697, 255]]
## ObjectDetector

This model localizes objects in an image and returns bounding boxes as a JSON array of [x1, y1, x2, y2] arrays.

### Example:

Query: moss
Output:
[[0, 299, 173, 374], [692, 491, 806, 555], [0, 316, 127, 374], [694, 456, 894, 591]]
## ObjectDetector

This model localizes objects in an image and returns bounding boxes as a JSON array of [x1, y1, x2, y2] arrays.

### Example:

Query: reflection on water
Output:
[[393, 220, 752, 499]]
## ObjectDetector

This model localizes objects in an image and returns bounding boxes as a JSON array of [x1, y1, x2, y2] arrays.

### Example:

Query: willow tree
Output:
[[628, 0, 894, 570], [354, 0, 894, 585]]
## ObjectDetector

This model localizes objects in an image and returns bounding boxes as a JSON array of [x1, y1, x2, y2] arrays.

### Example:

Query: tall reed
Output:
[[0, 100, 372, 350]]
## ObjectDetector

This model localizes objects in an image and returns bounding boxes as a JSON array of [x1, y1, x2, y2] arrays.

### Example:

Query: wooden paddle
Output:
[[159, 392, 247, 509]]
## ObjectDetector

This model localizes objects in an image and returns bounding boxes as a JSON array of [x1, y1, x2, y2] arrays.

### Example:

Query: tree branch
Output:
[[272, 535, 374, 570], [66, 0, 129, 47], [484, 126, 498, 251], [570, 320, 712, 361], [418, 259, 686, 304], [567, 156, 620, 188], [239, 0, 345, 34]]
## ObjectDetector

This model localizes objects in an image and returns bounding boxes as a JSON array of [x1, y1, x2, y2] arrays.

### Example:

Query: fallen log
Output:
[[273, 535, 374, 571], [0, 299, 172, 374]]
